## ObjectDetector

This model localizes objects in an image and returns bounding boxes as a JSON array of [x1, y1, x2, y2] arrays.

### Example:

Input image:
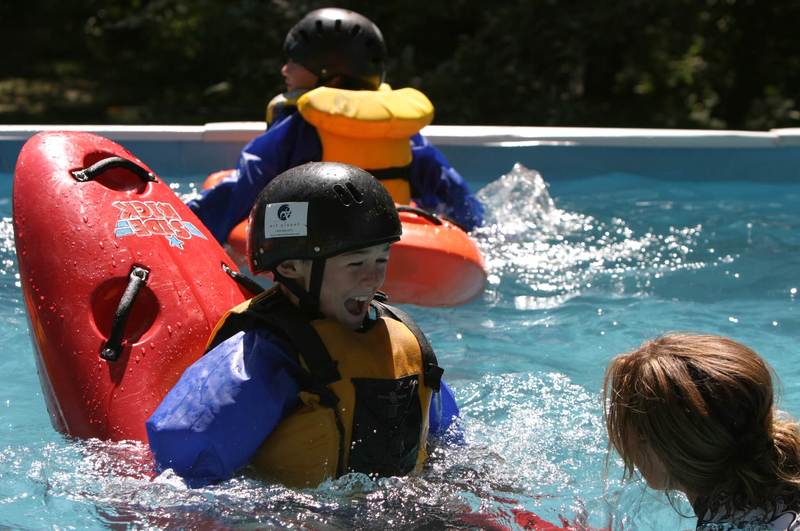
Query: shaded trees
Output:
[[1, 0, 798, 129]]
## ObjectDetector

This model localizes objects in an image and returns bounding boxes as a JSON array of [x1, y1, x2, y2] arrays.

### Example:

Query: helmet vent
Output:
[[346, 182, 364, 203], [332, 182, 365, 206], [297, 30, 310, 43], [333, 184, 353, 206], [334, 19, 342, 31], [350, 24, 362, 36], [315, 20, 324, 33]]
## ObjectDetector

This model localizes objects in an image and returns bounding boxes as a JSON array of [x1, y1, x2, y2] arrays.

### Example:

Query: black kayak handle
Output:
[[100, 265, 150, 362], [72, 156, 157, 183], [395, 205, 443, 225]]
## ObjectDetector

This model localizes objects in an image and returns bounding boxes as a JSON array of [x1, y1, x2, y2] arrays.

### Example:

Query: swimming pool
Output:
[[1, 125, 799, 529]]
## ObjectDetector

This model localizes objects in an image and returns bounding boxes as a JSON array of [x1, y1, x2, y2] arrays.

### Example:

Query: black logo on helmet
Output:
[[277, 204, 292, 220]]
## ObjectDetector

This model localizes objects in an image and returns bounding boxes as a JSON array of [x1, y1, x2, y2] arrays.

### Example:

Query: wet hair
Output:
[[603, 333, 800, 515]]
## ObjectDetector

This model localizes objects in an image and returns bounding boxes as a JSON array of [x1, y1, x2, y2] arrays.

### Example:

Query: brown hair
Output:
[[603, 333, 800, 512]]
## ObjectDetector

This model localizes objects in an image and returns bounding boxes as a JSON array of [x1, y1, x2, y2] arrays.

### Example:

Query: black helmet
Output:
[[283, 8, 386, 90], [248, 162, 401, 275]]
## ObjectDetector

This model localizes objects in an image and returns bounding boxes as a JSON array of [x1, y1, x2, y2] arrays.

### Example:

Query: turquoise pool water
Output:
[[1, 153, 799, 529]]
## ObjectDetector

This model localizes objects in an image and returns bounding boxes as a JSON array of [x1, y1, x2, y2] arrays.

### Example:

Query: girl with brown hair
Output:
[[604, 333, 800, 529]]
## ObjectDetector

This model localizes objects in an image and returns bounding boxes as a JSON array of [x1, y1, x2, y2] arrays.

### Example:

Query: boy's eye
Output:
[[348, 261, 364, 267]]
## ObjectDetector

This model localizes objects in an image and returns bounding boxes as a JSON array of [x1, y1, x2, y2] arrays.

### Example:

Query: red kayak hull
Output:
[[13, 132, 249, 442]]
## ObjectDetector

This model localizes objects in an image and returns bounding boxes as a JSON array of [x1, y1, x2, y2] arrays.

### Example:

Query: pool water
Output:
[[1, 160, 799, 530]]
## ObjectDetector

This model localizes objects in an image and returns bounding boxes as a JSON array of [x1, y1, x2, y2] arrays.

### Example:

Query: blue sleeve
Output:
[[428, 379, 464, 444], [408, 134, 484, 231], [145, 329, 302, 487], [187, 114, 322, 243]]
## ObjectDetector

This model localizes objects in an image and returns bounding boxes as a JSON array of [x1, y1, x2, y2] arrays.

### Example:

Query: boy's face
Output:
[[318, 243, 391, 329], [280, 243, 391, 330], [281, 60, 318, 92]]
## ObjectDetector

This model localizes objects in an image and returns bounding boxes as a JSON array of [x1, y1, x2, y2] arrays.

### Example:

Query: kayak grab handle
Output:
[[100, 266, 150, 362], [72, 157, 157, 183], [395, 205, 443, 225]]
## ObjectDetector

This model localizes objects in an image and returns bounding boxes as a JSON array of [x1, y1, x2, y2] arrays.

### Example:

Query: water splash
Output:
[[173, 181, 202, 204], [0, 216, 17, 275], [0, 371, 623, 529], [474, 164, 728, 308], [0, 217, 23, 318]]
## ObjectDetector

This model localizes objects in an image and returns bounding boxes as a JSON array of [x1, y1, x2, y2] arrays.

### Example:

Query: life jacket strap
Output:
[[370, 165, 410, 183], [248, 291, 341, 388], [206, 288, 340, 388]]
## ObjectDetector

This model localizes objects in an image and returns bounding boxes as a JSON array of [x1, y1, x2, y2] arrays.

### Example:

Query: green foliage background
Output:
[[2, 0, 799, 129]]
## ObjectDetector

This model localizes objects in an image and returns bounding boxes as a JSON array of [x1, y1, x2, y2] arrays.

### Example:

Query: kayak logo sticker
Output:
[[264, 202, 308, 238], [112, 200, 207, 250]]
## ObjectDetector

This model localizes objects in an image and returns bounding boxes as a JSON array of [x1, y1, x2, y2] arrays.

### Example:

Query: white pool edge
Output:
[[2, 123, 800, 148]]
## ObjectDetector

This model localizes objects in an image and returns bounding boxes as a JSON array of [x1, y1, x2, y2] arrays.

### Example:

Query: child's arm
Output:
[[146, 329, 301, 486], [186, 115, 320, 244], [428, 379, 465, 445], [408, 134, 485, 231]]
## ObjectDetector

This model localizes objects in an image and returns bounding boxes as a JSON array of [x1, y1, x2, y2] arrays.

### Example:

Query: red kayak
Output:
[[202, 170, 486, 307], [13, 132, 250, 442]]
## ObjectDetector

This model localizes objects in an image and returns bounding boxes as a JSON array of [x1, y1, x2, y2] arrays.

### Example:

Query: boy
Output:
[[147, 162, 460, 487], [189, 7, 484, 245]]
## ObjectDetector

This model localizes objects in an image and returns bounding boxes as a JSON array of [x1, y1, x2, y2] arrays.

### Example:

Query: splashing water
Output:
[[474, 164, 727, 310], [0, 373, 616, 529]]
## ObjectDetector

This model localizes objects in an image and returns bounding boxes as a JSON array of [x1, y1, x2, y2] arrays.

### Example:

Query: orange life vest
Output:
[[206, 288, 443, 487], [296, 85, 434, 205]]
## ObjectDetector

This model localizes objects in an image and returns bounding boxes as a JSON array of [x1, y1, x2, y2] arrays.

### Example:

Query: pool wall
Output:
[[2, 123, 800, 183]]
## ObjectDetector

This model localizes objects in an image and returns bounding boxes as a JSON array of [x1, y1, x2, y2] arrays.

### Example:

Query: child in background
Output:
[[190, 7, 484, 244], [604, 333, 800, 530]]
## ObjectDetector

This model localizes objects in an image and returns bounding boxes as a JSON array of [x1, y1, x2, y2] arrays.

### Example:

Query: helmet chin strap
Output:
[[273, 257, 326, 317]]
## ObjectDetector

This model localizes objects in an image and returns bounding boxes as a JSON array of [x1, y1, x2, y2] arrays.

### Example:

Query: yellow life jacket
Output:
[[296, 85, 434, 205], [205, 288, 443, 488]]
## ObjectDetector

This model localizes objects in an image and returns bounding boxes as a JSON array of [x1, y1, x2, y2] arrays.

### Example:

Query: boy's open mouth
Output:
[[344, 295, 369, 316]]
